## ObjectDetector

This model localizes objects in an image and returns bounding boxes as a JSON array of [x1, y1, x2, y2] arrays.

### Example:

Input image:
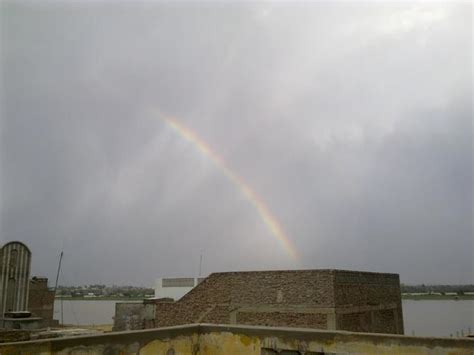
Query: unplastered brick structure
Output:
[[28, 277, 58, 327], [151, 269, 404, 334]]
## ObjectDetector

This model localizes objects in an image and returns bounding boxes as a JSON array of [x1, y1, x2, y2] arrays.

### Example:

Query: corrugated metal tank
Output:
[[0, 241, 31, 315]]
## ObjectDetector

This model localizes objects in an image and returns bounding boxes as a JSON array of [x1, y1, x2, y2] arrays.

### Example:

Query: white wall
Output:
[[154, 278, 203, 301]]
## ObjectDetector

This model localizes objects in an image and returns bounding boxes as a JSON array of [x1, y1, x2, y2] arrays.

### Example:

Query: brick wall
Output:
[[334, 271, 401, 306], [153, 269, 403, 334], [27, 277, 56, 326], [333, 270, 403, 333], [372, 309, 398, 334], [155, 270, 335, 329], [154, 302, 209, 327], [337, 309, 398, 334], [180, 270, 335, 306]]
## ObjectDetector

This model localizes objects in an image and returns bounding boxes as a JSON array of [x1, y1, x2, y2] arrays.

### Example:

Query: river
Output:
[[54, 299, 473, 337]]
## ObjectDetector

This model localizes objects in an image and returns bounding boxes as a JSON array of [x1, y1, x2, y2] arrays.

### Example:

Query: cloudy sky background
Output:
[[1, 1, 472, 286]]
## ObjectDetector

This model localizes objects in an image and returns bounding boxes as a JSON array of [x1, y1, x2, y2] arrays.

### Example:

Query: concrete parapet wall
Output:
[[113, 302, 158, 331], [0, 323, 472, 355]]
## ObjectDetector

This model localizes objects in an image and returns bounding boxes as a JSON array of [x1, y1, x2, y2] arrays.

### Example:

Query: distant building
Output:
[[0, 241, 31, 316], [154, 277, 205, 301]]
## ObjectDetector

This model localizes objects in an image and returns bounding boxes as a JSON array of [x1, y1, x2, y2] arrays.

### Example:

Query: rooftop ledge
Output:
[[0, 323, 472, 354]]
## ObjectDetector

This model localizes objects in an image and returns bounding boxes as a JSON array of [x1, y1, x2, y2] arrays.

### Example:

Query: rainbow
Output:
[[162, 115, 299, 260]]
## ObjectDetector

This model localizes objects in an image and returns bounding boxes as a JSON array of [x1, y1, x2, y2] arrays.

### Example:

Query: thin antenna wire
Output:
[[199, 251, 203, 277]]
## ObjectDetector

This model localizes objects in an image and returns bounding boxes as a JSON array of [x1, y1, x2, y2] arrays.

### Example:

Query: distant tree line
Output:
[[55, 284, 474, 298], [401, 284, 474, 295], [55, 285, 154, 298]]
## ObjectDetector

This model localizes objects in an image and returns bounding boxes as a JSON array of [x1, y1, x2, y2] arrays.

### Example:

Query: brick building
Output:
[[27, 277, 57, 327], [149, 269, 404, 334]]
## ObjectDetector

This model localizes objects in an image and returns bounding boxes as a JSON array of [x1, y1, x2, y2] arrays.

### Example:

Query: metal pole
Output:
[[54, 251, 63, 292], [199, 252, 203, 277], [54, 251, 63, 326]]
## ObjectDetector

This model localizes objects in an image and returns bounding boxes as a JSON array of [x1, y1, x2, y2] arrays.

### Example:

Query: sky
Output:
[[0, 1, 472, 286]]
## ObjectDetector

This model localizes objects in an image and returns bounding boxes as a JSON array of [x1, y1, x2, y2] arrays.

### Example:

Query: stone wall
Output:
[[1, 323, 472, 354]]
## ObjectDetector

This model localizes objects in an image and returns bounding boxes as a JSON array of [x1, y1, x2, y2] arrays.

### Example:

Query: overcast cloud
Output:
[[0, 1, 472, 286]]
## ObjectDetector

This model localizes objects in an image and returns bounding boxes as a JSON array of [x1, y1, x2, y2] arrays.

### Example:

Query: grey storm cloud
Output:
[[0, 1, 472, 285]]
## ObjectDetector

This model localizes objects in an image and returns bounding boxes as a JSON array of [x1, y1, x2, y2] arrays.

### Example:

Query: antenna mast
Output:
[[54, 251, 63, 292], [54, 251, 64, 326], [199, 252, 203, 277]]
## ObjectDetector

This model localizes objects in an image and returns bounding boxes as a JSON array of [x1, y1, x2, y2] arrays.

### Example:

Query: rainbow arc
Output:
[[162, 115, 299, 260]]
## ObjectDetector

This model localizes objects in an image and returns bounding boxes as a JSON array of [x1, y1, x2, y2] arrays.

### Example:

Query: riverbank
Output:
[[402, 294, 474, 300], [56, 295, 474, 301], [55, 297, 144, 301]]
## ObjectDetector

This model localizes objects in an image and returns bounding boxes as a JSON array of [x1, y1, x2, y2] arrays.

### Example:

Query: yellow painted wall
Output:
[[139, 332, 261, 355], [139, 334, 197, 354], [0, 325, 472, 355], [138, 331, 472, 355], [199, 333, 260, 355]]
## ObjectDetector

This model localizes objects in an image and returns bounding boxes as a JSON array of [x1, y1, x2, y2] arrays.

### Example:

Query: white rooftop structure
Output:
[[154, 277, 205, 301]]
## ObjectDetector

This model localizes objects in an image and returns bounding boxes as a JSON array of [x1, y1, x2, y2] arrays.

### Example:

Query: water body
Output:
[[54, 300, 122, 326], [54, 299, 473, 337], [402, 300, 473, 337]]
